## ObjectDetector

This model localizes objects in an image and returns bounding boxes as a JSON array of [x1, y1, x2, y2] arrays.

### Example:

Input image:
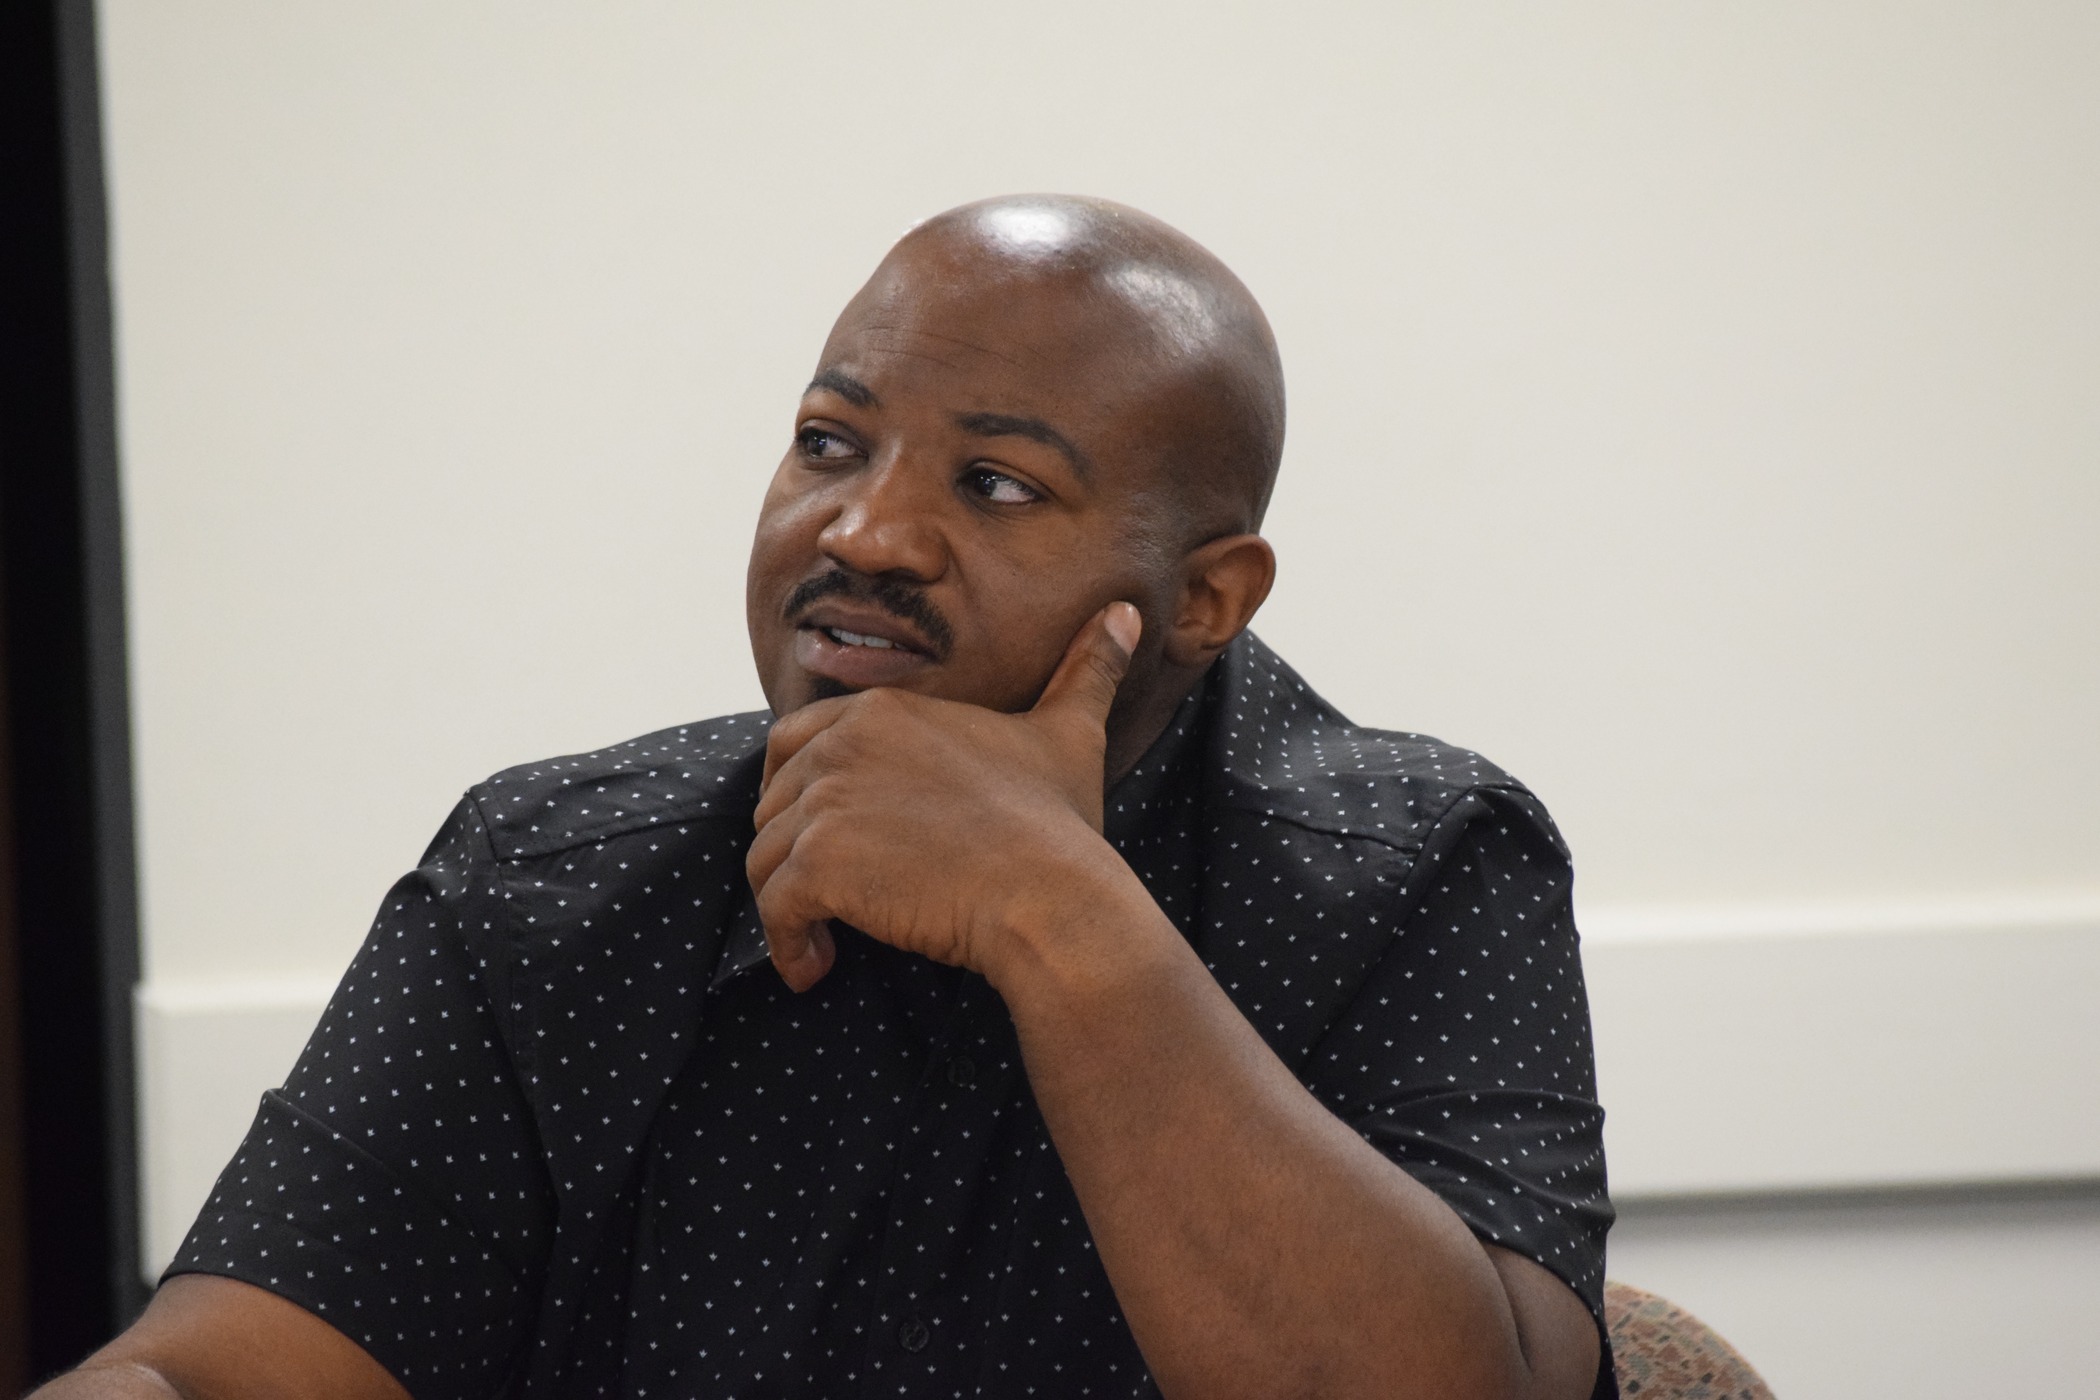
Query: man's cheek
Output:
[[977, 645, 1071, 715], [748, 487, 833, 585]]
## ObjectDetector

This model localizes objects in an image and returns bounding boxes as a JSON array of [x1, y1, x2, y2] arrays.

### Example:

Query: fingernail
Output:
[[1104, 602, 1141, 655]]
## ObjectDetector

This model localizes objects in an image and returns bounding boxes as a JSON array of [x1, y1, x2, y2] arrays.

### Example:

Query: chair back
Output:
[[1604, 1280, 1774, 1399]]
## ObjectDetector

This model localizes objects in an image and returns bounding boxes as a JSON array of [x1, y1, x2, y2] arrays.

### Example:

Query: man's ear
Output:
[[1162, 534, 1276, 668]]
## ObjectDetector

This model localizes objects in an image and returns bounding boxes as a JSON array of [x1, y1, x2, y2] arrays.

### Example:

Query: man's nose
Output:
[[815, 456, 948, 582]]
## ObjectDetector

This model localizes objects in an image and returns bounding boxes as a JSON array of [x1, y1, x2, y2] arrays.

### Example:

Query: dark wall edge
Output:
[[57, 0, 146, 1322]]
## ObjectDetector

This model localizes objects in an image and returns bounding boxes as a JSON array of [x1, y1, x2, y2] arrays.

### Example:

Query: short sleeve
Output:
[[165, 796, 555, 1400], [1305, 785, 1615, 1354]]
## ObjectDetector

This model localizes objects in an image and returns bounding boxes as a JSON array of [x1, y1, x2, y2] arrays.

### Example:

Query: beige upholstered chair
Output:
[[1605, 1281, 1774, 1399]]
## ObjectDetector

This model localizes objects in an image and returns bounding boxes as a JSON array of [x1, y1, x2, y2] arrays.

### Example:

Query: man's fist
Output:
[[748, 602, 1144, 991]]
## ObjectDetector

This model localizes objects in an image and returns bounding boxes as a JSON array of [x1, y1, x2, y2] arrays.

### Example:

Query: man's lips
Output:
[[792, 603, 939, 689], [797, 603, 933, 655]]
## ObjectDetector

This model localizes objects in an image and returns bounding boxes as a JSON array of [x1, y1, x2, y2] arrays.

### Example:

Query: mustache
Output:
[[783, 568, 956, 660]]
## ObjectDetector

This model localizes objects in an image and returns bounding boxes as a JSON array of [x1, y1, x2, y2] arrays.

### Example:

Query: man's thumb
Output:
[[1034, 602, 1141, 725]]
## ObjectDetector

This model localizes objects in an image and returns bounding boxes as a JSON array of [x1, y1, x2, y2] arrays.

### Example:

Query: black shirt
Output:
[[170, 633, 1615, 1398]]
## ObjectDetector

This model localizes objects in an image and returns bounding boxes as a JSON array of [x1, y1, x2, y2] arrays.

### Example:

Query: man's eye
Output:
[[963, 467, 1039, 505], [797, 427, 857, 461]]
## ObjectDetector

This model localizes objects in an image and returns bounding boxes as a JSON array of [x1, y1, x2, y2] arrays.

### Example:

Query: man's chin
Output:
[[806, 675, 858, 703]]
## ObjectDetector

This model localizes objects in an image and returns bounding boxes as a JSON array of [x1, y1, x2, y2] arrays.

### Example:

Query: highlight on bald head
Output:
[[873, 194, 1286, 538]]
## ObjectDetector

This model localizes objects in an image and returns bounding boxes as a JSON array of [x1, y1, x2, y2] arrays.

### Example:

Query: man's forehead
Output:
[[815, 282, 1146, 413], [840, 252, 1131, 342], [824, 252, 1186, 408]]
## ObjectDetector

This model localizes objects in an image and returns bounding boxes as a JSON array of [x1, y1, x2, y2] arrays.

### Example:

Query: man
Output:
[[43, 195, 1613, 1399]]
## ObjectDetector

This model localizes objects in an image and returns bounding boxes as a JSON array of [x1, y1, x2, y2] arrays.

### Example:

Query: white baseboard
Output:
[[1585, 897, 2100, 1196], [134, 899, 2100, 1278], [134, 975, 340, 1280]]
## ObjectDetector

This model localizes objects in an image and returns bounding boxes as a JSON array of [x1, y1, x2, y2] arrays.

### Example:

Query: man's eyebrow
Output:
[[953, 411, 1094, 480], [806, 369, 878, 407]]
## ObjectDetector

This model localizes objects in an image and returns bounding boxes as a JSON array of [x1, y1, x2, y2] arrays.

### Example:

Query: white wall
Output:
[[97, 3, 2100, 1393]]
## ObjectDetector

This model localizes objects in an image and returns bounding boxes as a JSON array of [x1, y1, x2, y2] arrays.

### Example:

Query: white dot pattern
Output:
[[169, 634, 1615, 1399]]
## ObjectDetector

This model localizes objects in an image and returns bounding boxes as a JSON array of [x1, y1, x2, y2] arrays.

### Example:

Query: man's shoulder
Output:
[[1211, 635, 1548, 855], [466, 710, 773, 861]]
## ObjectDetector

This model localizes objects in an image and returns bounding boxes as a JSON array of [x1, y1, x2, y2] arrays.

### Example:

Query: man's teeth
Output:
[[826, 627, 895, 650]]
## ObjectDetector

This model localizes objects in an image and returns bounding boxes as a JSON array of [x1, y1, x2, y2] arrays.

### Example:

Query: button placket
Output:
[[853, 979, 988, 1391]]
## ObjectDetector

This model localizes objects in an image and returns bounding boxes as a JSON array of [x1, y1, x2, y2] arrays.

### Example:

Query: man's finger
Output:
[[1031, 601, 1141, 730], [769, 916, 836, 994], [744, 802, 802, 897], [753, 737, 830, 831], [760, 693, 852, 795], [752, 846, 838, 993]]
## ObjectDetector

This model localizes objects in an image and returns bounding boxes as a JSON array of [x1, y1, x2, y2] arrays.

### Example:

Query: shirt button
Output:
[[898, 1316, 932, 1353], [946, 1054, 977, 1088]]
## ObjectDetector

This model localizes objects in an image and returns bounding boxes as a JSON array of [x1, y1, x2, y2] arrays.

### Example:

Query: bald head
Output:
[[862, 195, 1286, 537]]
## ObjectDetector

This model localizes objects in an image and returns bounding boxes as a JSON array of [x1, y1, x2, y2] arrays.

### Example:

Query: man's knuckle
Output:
[[853, 689, 908, 728]]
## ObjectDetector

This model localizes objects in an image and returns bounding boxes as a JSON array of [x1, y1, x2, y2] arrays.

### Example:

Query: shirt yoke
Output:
[[1208, 634, 1564, 861], [466, 710, 773, 862]]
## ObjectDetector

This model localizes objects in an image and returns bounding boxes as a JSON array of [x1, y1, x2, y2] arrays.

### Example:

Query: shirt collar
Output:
[[1102, 675, 1210, 849]]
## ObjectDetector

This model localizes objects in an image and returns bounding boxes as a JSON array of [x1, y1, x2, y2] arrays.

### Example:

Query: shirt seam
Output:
[[461, 787, 555, 1201], [1212, 776, 1533, 857], [476, 801, 755, 866], [256, 1087, 537, 1296]]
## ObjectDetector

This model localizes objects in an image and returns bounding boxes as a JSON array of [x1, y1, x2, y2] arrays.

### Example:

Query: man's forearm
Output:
[[989, 870, 1586, 1400], [30, 1363, 186, 1400], [25, 1276, 413, 1400]]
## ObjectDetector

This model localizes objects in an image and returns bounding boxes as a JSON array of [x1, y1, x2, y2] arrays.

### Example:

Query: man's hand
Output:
[[748, 601, 1143, 992]]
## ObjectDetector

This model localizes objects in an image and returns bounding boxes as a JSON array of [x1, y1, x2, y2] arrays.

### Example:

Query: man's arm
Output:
[[995, 873, 1598, 1400], [30, 1276, 408, 1400], [36, 793, 552, 1400], [749, 607, 1602, 1400]]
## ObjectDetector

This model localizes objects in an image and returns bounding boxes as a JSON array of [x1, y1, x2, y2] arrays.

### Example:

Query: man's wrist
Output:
[[980, 838, 1187, 1012]]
